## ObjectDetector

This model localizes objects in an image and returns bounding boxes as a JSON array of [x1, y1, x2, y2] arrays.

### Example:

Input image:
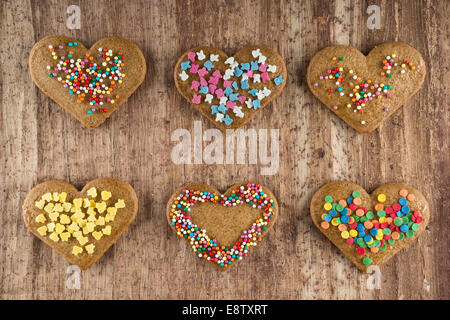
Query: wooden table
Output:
[[1, 0, 448, 300]]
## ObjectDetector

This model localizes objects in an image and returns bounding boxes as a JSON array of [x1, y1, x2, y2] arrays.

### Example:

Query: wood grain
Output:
[[0, 0, 448, 300]]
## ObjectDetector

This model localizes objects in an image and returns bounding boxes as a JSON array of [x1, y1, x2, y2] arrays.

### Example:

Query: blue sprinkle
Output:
[[224, 87, 233, 97], [181, 61, 191, 70], [232, 81, 239, 90], [241, 79, 249, 90], [252, 99, 261, 110], [358, 231, 366, 238], [347, 197, 353, 204], [340, 215, 349, 223], [364, 235, 373, 243], [211, 105, 219, 114], [249, 89, 258, 96], [240, 62, 250, 70], [396, 211, 403, 217], [223, 115, 233, 126], [398, 198, 407, 206], [199, 86, 209, 94], [218, 104, 228, 113], [251, 61, 259, 70], [401, 205, 410, 213], [400, 225, 409, 232], [68, 42, 73, 47], [341, 208, 348, 215], [324, 214, 331, 222], [204, 60, 214, 71], [329, 209, 337, 217], [234, 67, 243, 77], [229, 93, 239, 101], [356, 223, 365, 231], [274, 75, 284, 86], [370, 229, 378, 237]]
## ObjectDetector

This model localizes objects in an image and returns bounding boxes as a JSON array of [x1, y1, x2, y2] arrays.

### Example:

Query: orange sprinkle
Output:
[[392, 232, 400, 240], [348, 216, 355, 224], [338, 224, 347, 232], [353, 197, 362, 206], [386, 217, 393, 224], [356, 209, 365, 217], [380, 72, 385, 76], [407, 193, 416, 201], [364, 221, 373, 229], [399, 189, 408, 197], [374, 203, 384, 211], [338, 200, 347, 207], [371, 247, 379, 253], [321, 221, 330, 229]]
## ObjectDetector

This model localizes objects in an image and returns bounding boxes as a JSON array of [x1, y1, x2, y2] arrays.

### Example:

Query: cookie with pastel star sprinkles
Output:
[[307, 42, 426, 134], [310, 181, 429, 272], [174, 46, 287, 131], [22, 178, 138, 269], [29, 35, 146, 128], [166, 183, 278, 270]]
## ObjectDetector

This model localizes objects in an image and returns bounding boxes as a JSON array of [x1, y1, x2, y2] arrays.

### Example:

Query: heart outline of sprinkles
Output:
[[310, 181, 430, 272], [307, 42, 426, 134], [174, 46, 287, 131], [29, 35, 146, 128], [22, 178, 138, 269], [166, 183, 278, 270]]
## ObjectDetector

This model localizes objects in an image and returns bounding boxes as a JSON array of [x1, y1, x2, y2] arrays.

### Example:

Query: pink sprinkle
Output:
[[215, 88, 224, 98], [197, 67, 208, 77], [209, 84, 217, 93], [387, 93, 391, 98], [261, 72, 270, 82], [208, 76, 219, 85], [212, 70, 222, 78], [199, 77, 208, 87], [190, 64, 199, 74], [238, 96, 246, 103], [187, 52, 196, 62], [192, 94, 201, 104], [190, 81, 200, 91], [247, 70, 253, 78], [226, 101, 236, 110], [223, 80, 233, 88], [259, 64, 268, 72], [333, 105, 338, 110]]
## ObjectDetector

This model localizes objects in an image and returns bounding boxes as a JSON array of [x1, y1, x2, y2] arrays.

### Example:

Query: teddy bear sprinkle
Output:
[[46, 41, 125, 115]]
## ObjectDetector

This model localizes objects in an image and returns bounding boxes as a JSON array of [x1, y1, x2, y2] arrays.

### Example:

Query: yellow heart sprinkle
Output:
[[72, 246, 83, 255], [87, 187, 97, 198], [101, 190, 112, 201], [96, 201, 107, 213], [92, 231, 103, 240], [48, 211, 59, 221], [59, 214, 71, 224], [35, 214, 46, 223], [115, 199, 125, 208], [49, 232, 59, 242], [85, 243, 95, 254], [60, 232, 71, 241], [102, 225, 112, 235], [35, 199, 45, 209], [37, 226, 47, 236], [41, 193, 52, 202]]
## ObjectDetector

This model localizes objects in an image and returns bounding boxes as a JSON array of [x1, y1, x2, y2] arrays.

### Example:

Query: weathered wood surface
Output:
[[0, 0, 448, 299]]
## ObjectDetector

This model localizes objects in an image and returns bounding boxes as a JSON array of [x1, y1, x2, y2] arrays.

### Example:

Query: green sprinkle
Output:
[[394, 218, 403, 226], [352, 190, 361, 198], [336, 204, 344, 212], [411, 223, 419, 231], [366, 211, 374, 219], [380, 244, 387, 251], [406, 230, 415, 237], [324, 195, 333, 203], [388, 238, 395, 245], [357, 238, 367, 247], [336, 217, 341, 224], [377, 210, 386, 218], [374, 240, 381, 247], [340, 56, 345, 61], [363, 257, 372, 265], [383, 228, 391, 235], [398, 233, 405, 240], [388, 74, 393, 78]]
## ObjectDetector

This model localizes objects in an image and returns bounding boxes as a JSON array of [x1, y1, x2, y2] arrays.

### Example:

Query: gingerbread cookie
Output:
[[22, 178, 138, 269], [174, 46, 287, 131], [310, 181, 429, 272], [166, 183, 278, 270], [29, 36, 146, 128], [307, 42, 426, 134]]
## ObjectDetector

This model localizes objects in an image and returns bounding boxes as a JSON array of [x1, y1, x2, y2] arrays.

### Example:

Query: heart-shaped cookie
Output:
[[29, 36, 146, 128], [307, 42, 426, 134], [310, 181, 429, 272], [166, 183, 278, 270], [22, 178, 138, 269], [174, 46, 287, 131]]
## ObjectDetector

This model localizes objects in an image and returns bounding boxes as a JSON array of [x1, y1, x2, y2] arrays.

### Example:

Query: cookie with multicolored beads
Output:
[[174, 46, 287, 131], [310, 181, 429, 272], [22, 178, 138, 269], [29, 35, 146, 128], [166, 183, 278, 270], [307, 42, 426, 134]]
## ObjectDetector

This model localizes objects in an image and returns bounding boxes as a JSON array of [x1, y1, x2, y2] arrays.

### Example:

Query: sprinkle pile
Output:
[[178, 48, 284, 126], [313, 54, 415, 125], [34, 187, 125, 256], [168, 183, 276, 268], [46, 42, 125, 114], [320, 188, 423, 266]]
